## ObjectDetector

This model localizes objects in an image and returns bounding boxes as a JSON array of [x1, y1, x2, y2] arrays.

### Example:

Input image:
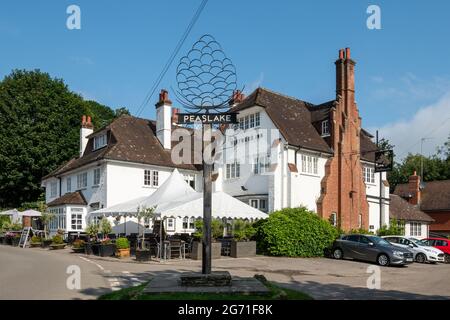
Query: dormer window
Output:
[[321, 120, 330, 137], [93, 134, 107, 150]]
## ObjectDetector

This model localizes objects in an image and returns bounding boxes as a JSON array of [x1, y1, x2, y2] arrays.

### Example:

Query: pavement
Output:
[[1, 245, 450, 300]]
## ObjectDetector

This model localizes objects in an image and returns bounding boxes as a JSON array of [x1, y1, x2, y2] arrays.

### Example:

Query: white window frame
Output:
[[77, 172, 87, 190], [226, 162, 240, 179], [238, 112, 261, 130], [301, 154, 318, 175], [93, 134, 107, 150], [144, 170, 159, 187], [166, 218, 175, 232], [66, 177, 71, 193], [321, 120, 330, 136], [93, 168, 101, 186], [50, 182, 57, 198], [410, 222, 422, 237], [253, 156, 270, 175], [363, 166, 375, 184], [71, 208, 83, 231], [249, 199, 267, 211]]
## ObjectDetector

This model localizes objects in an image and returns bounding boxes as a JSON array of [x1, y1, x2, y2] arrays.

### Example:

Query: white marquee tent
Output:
[[90, 169, 268, 221], [90, 169, 196, 217]]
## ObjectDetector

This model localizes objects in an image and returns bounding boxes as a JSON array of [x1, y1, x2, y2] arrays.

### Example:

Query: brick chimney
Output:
[[155, 89, 172, 149], [408, 171, 421, 205], [317, 48, 369, 231], [229, 90, 245, 106], [80, 115, 93, 156], [171, 108, 180, 124]]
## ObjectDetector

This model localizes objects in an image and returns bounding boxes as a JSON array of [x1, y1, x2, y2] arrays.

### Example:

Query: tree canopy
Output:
[[0, 69, 122, 208], [386, 135, 450, 192]]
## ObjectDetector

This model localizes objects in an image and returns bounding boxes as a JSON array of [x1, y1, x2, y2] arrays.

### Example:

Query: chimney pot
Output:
[[345, 47, 351, 59], [82, 115, 86, 124], [156, 89, 172, 108], [87, 116, 92, 124], [339, 49, 345, 60]]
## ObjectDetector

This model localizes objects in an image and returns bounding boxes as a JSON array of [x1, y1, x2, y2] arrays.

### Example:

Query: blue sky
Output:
[[1, 0, 449, 157]]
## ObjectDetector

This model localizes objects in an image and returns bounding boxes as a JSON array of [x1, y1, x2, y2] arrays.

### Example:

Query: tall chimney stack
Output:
[[80, 115, 94, 156], [155, 89, 173, 149]]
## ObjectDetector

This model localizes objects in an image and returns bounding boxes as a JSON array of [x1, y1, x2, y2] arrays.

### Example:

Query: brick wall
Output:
[[317, 48, 369, 231]]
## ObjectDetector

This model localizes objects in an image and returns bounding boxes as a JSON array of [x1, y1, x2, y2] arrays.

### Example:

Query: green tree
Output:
[[0, 70, 117, 208]]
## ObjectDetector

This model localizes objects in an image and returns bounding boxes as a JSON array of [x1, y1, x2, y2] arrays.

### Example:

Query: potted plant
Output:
[[98, 219, 115, 257], [30, 235, 42, 248], [98, 238, 116, 257], [135, 206, 155, 262], [190, 219, 222, 260], [84, 223, 99, 255], [72, 239, 86, 253], [11, 233, 21, 246], [115, 237, 130, 258], [230, 219, 257, 258], [49, 234, 66, 250]]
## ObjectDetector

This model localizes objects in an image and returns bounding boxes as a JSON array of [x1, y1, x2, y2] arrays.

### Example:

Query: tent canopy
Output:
[[90, 169, 196, 217], [156, 191, 268, 220], [19, 209, 42, 217]]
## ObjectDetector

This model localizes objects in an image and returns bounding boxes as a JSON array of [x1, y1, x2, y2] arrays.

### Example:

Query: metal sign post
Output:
[[175, 34, 239, 275], [202, 123, 212, 274]]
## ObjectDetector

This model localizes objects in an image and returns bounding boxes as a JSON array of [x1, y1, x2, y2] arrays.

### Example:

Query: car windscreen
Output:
[[367, 236, 391, 246], [410, 238, 431, 246]]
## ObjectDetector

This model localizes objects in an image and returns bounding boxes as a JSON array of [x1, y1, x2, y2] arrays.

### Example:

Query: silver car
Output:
[[332, 234, 414, 266], [382, 236, 445, 263]]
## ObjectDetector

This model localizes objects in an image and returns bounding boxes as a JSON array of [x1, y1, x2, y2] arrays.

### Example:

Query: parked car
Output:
[[382, 236, 445, 263], [332, 234, 414, 266], [423, 237, 450, 263]]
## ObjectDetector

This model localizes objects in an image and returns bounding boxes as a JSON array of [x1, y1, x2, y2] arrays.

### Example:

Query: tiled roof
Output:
[[43, 115, 201, 179], [232, 88, 333, 154], [394, 180, 450, 211], [389, 194, 434, 222], [47, 191, 87, 207], [232, 87, 378, 159]]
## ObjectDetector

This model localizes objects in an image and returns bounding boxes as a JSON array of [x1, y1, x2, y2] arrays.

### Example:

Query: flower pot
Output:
[[11, 237, 20, 246], [49, 244, 66, 250], [116, 248, 130, 258], [41, 239, 53, 248], [84, 242, 96, 255], [72, 247, 85, 254], [30, 243, 42, 248], [191, 241, 221, 260], [231, 241, 256, 258], [4, 237, 12, 245], [135, 249, 151, 261], [98, 243, 116, 257]]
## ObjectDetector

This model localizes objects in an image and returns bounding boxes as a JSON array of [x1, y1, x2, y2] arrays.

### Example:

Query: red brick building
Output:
[[394, 174, 450, 237]]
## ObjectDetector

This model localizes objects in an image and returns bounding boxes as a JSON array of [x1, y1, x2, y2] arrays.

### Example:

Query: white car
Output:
[[383, 236, 445, 263]]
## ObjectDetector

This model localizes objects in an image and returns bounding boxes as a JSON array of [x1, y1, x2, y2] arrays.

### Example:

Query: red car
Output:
[[424, 238, 450, 263]]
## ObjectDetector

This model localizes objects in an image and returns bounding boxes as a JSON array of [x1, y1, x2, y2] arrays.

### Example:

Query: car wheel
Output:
[[377, 254, 390, 266], [445, 254, 450, 264], [333, 248, 343, 260], [415, 253, 427, 263]]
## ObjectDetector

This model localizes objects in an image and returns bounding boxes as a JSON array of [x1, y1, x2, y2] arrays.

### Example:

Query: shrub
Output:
[[100, 219, 112, 236], [115, 237, 129, 249], [232, 219, 256, 241], [85, 223, 99, 240], [101, 238, 112, 245], [255, 207, 339, 257], [31, 235, 42, 243], [349, 228, 373, 235], [377, 219, 404, 236], [193, 219, 224, 240], [52, 234, 64, 245], [73, 239, 85, 249]]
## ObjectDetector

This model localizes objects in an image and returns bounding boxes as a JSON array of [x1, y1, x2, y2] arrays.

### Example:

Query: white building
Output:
[[42, 49, 390, 235]]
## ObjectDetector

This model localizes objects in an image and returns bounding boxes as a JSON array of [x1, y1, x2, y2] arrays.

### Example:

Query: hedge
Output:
[[255, 207, 339, 257]]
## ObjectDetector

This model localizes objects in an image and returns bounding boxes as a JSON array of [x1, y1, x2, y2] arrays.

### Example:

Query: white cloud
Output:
[[370, 93, 450, 160]]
